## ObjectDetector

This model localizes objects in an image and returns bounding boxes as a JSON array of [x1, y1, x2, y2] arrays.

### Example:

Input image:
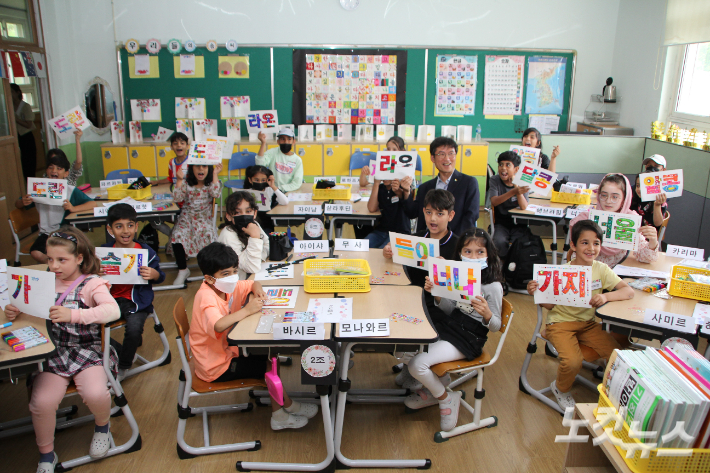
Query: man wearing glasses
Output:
[[402, 137, 480, 235]]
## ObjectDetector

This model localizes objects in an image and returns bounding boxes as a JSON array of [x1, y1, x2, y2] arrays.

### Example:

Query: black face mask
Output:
[[251, 182, 268, 191], [279, 143, 292, 154], [231, 214, 254, 231]]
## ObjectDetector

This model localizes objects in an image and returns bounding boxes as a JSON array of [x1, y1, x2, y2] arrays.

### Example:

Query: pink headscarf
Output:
[[570, 173, 640, 257]]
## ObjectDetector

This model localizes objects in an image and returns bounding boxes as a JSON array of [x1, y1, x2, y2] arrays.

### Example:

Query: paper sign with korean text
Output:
[[643, 309, 696, 334], [246, 110, 279, 134], [245, 190, 271, 211], [314, 176, 336, 183], [48, 106, 90, 137], [389, 232, 440, 268], [220, 96, 250, 119], [93, 202, 152, 216], [429, 258, 482, 304], [294, 204, 322, 215], [512, 164, 558, 198], [340, 176, 359, 185], [374, 151, 417, 180], [667, 245, 704, 261], [28, 178, 67, 206], [509, 145, 540, 166], [640, 169, 683, 202], [589, 210, 642, 251], [324, 204, 352, 214], [263, 286, 300, 309], [334, 239, 369, 252], [130, 99, 161, 122], [6, 267, 56, 319], [95, 248, 149, 285], [535, 206, 565, 217], [100, 179, 122, 189], [273, 323, 325, 340], [338, 319, 390, 338], [294, 240, 328, 253], [186, 137, 233, 165], [533, 264, 592, 308], [175, 97, 205, 119]]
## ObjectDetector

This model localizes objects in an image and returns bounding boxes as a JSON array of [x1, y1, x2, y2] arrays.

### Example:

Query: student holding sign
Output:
[[489, 151, 530, 257], [100, 204, 165, 381], [632, 174, 668, 231], [403, 228, 503, 432], [364, 158, 412, 248], [16, 152, 97, 263], [218, 192, 270, 280], [42, 129, 84, 186], [255, 128, 303, 193], [243, 165, 288, 234], [521, 127, 560, 171], [526, 220, 634, 410], [570, 173, 659, 268], [4, 228, 121, 470], [359, 136, 405, 187]]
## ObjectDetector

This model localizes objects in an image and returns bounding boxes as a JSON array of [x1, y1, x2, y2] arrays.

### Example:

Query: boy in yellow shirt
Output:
[[527, 220, 634, 410]]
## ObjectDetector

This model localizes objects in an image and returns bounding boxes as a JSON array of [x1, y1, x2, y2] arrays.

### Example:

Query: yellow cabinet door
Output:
[[460, 144, 488, 176], [296, 144, 323, 176], [101, 146, 128, 177], [351, 143, 379, 154], [128, 146, 157, 179], [323, 144, 353, 177], [156, 145, 175, 178], [409, 145, 434, 176]]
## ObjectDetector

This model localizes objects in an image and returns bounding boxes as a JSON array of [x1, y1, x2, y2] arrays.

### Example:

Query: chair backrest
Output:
[[499, 298, 513, 333], [659, 210, 671, 241], [9, 206, 40, 234], [348, 151, 376, 172], [415, 155, 422, 172], [106, 169, 144, 184], [229, 151, 257, 172], [172, 297, 192, 360]]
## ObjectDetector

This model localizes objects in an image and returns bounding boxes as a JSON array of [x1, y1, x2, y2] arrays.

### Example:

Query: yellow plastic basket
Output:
[[311, 183, 351, 201], [107, 184, 152, 201], [596, 385, 710, 473], [550, 189, 592, 205], [303, 258, 371, 293], [668, 264, 710, 302]]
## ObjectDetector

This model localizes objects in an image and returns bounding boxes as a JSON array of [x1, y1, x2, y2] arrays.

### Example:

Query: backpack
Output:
[[504, 230, 547, 290], [137, 223, 160, 254]]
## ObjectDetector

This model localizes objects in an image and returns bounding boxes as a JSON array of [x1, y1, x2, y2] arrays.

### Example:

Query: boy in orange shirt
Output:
[[191, 242, 317, 430]]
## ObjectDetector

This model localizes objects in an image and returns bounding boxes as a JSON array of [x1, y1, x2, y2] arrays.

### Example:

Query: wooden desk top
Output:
[[335, 286, 438, 343], [619, 252, 682, 273], [268, 183, 380, 218], [0, 310, 55, 368], [334, 249, 411, 286], [227, 291, 334, 345], [65, 183, 179, 222]]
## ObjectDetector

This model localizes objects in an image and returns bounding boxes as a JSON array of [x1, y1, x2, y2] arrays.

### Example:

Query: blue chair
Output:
[[106, 169, 144, 184], [223, 151, 257, 190], [348, 151, 377, 175]]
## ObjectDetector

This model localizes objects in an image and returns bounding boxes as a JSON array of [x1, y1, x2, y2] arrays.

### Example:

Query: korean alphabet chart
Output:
[[483, 55, 525, 115], [304, 54, 398, 125], [533, 264, 591, 308], [639, 169, 684, 201], [589, 210, 642, 251], [435, 54, 477, 116], [429, 258, 482, 303]]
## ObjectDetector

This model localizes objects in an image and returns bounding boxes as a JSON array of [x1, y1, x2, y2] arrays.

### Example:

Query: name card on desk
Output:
[[701, 318, 710, 335], [273, 323, 325, 340], [339, 319, 390, 337], [325, 204, 352, 214], [294, 240, 328, 253], [334, 239, 369, 251], [100, 179, 123, 188], [643, 309, 697, 334], [667, 245, 704, 261], [93, 202, 153, 217], [535, 207, 565, 218], [340, 176, 360, 184], [693, 303, 710, 335], [566, 208, 582, 219], [314, 176, 336, 183], [126, 177, 149, 184], [294, 204, 322, 215]]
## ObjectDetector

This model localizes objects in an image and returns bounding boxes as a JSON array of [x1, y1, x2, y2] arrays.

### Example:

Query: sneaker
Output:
[[395, 364, 415, 387], [402, 376, 423, 391], [37, 453, 58, 473], [439, 392, 462, 432], [89, 430, 111, 458], [270, 410, 308, 430], [116, 369, 127, 382], [285, 401, 319, 419], [404, 387, 439, 410], [550, 380, 576, 410], [172, 268, 190, 286]]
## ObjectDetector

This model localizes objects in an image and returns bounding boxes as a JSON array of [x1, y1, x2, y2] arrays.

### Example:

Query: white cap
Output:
[[277, 128, 295, 138], [642, 154, 666, 168]]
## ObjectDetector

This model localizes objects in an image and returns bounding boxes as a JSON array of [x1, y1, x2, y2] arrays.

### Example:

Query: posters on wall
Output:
[[525, 56, 566, 115], [483, 55, 525, 115], [435, 54, 477, 116]]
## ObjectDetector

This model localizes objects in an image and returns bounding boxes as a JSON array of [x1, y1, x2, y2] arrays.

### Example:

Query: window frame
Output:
[[0, 0, 37, 47], [662, 42, 710, 129]]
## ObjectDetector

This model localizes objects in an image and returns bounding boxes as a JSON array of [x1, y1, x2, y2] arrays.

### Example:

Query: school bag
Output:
[[503, 230, 547, 290]]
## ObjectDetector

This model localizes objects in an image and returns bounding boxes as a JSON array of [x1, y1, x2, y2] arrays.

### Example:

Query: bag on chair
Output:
[[503, 229, 547, 290], [137, 222, 160, 254], [268, 232, 293, 261]]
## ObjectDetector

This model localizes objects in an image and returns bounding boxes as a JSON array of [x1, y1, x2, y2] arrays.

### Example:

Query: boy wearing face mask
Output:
[[191, 242, 315, 430], [255, 128, 304, 193], [101, 204, 166, 381], [218, 192, 270, 279]]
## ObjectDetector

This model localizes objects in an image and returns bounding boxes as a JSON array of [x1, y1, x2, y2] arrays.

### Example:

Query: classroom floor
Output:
[[2, 219, 707, 473]]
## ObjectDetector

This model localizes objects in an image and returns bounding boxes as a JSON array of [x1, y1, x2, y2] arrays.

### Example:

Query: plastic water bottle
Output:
[[475, 124, 482, 142]]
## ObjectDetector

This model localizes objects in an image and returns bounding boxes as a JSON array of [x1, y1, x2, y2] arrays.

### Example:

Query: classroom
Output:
[[1, 1, 710, 472]]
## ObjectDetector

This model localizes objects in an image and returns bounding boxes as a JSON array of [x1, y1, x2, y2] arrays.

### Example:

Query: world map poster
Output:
[[524, 56, 566, 115]]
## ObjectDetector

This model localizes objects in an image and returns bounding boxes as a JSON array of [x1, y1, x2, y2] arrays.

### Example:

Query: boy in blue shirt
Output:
[[102, 204, 166, 381]]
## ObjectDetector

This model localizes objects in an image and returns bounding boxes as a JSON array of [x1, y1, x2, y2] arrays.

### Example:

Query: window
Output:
[[676, 42, 710, 117], [0, 1, 33, 43]]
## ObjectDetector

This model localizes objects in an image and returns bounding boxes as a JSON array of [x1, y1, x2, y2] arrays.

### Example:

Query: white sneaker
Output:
[[172, 268, 190, 286], [285, 401, 319, 419], [439, 392, 462, 432], [270, 410, 308, 430], [395, 364, 414, 386], [550, 380, 576, 410], [402, 376, 423, 391], [37, 453, 57, 473], [89, 429, 111, 458], [404, 387, 439, 410]]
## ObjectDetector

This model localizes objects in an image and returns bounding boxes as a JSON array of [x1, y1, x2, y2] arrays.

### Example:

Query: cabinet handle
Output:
[[326, 148, 333, 156], [159, 149, 166, 157], [298, 148, 305, 157], [104, 151, 111, 159], [131, 150, 138, 158], [465, 149, 471, 157]]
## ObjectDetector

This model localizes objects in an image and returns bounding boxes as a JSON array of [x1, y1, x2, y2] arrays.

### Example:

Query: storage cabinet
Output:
[[101, 146, 129, 176], [127, 146, 158, 179], [323, 144, 353, 176], [460, 144, 488, 176], [296, 144, 323, 176]]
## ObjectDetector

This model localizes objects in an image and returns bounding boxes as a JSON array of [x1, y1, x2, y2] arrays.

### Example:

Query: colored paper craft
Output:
[[134, 54, 150, 76], [370, 277, 384, 284], [246, 190, 271, 211], [179, 54, 195, 76], [172, 55, 204, 78], [589, 210, 642, 252], [226, 119, 241, 139], [639, 169, 684, 202], [95, 248, 149, 285], [390, 312, 424, 325], [129, 121, 142, 143], [220, 96, 250, 119], [429, 258, 482, 304], [389, 231, 439, 268], [128, 55, 159, 79], [263, 286, 300, 309], [509, 145, 541, 166], [193, 119, 217, 141], [186, 137, 233, 165], [110, 121, 125, 144], [27, 178, 67, 206], [48, 106, 90, 137], [6, 267, 56, 319], [175, 119, 193, 141], [306, 297, 353, 323], [130, 99, 161, 122], [246, 110, 279, 134], [152, 126, 173, 142], [376, 125, 394, 142], [175, 97, 205, 120], [315, 124, 334, 141], [374, 151, 418, 180], [217, 56, 249, 78], [533, 264, 591, 308], [512, 163, 558, 197]]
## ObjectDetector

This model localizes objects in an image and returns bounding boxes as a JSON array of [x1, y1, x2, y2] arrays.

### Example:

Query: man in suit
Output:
[[402, 137, 480, 235]]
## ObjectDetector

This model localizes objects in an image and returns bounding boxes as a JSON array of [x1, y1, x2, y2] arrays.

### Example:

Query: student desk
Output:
[[0, 309, 55, 376], [509, 197, 571, 264], [333, 249, 411, 286]]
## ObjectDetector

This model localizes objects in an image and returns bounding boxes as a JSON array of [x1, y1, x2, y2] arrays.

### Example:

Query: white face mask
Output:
[[461, 255, 488, 269], [212, 273, 240, 294]]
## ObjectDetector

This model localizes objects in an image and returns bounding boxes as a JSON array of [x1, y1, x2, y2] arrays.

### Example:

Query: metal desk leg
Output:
[[333, 343, 431, 470]]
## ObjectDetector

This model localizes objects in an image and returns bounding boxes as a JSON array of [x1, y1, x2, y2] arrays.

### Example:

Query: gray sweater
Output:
[[434, 282, 504, 332]]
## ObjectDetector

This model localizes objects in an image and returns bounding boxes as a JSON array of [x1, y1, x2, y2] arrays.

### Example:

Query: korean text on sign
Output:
[[512, 164, 558, 198], [429, 258, 482, 303], [389, 232, 439, 268], [639, 169, 683, 202], [589, 210, 642, 252], [339, 320, 390, 338], [374, 151, 417, 180], [533, 264, 592, 308], [246, 110, 279, 133]]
